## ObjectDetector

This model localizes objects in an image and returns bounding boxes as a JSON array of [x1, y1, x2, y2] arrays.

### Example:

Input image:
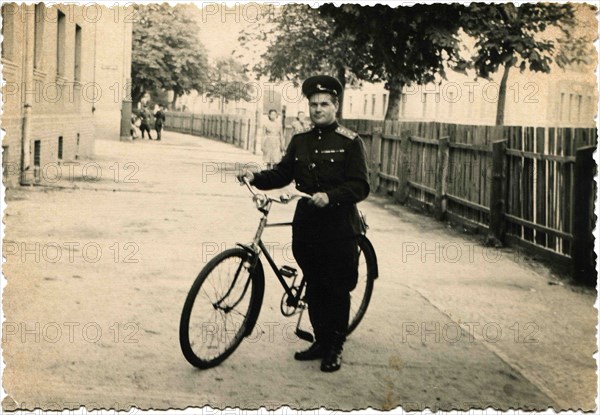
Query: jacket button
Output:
[[314, 150, 318, 153]]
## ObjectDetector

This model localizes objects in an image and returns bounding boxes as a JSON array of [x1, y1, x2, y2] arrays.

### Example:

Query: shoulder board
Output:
[[335, 125, 358, 140], [293, 125, 313, 135]]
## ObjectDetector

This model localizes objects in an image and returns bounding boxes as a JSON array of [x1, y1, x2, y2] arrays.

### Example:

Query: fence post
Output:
[[190, 113, 195, 135], [394, 130, 412, 204], [571, 145, 596, 284], [488, 139, 508, 246], [253, 109, 262, 155], [434, 137, 449, 220], [240, 119, 247, 149], [370, 124, 382, 191]]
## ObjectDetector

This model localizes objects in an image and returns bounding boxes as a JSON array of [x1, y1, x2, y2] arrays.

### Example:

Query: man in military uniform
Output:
[[238, 75, 370, 372]]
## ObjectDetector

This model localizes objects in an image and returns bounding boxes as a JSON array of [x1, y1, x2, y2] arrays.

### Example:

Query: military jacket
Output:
[[252, 121, 370, 239]]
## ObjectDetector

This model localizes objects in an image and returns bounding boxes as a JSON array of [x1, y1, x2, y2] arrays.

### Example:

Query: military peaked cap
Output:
[[302, 75, 343, 99]]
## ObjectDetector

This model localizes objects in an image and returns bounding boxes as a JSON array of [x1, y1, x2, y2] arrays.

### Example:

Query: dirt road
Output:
[[2, 131, 596, 412]]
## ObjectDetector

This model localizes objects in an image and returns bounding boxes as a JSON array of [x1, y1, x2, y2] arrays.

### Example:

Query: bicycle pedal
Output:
[[295, 328, 314, 343], [279, 265, 298, 278]]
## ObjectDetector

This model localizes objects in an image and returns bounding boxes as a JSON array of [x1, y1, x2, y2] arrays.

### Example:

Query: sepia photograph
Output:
[[1, 1, 598, 413]]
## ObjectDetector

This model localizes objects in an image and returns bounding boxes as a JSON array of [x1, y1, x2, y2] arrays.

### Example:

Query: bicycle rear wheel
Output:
[[179, 248, 264, 368], [347, 236, 377, 335]]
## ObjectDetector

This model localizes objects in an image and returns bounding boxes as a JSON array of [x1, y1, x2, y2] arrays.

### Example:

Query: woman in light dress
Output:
[[261, 109, 285, 169]]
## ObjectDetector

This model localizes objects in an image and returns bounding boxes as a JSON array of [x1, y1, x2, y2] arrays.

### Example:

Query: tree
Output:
[[204, 57, 254, 113], [459, 3, 583, 125], [320, 4, 469, 120], [237, 4, 370, 118], [132, 4, 210, 107]]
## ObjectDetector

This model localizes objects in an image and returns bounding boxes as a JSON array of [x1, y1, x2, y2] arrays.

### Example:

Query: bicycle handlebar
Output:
[[242, 176, 311, 204]]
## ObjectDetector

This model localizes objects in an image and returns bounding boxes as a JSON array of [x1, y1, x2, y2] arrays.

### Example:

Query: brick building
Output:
[[1, 3, 132, 187]]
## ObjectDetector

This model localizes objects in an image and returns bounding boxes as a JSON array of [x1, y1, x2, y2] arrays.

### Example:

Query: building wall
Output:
[[93, 5, 133, 141], [341, 64, 596, 128], [1, 3, 132, 187]]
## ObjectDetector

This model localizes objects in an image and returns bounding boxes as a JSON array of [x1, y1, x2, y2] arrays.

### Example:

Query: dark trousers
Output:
[[292, 235, 359, 347], [140, 124, 152, 139], [155, 123, 163, 140]]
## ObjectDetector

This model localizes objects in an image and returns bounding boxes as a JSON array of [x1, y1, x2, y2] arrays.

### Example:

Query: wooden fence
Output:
[[343, 119, 597, 283], [165, 112, 597, 283], [165, 112, 259, 153]]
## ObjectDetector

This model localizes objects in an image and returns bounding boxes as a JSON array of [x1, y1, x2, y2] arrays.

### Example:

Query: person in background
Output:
[[139, 108, 153, 140], [154, 105, 166, 141], [261, 109, 285, 169], [288, 110, 310, 148], [131, 113, 141, 140]]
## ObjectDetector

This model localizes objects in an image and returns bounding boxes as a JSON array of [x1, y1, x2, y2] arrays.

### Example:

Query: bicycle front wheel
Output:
[[179, 248, 264, 369], [347, 235, 377, 335]]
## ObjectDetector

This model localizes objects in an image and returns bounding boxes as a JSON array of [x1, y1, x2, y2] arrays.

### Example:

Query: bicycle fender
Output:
[[236, 243, 260, 269], [244, 258, 265, 337], [360, 236, 379, 280]]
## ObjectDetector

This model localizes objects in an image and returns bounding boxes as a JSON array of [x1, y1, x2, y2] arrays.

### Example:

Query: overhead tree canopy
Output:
[[459, 2, 584, 125], [132, 4, 210, 107], [237, 4, 371, 118], [320, 4, 469, 120], [204, 57, 254, 113]]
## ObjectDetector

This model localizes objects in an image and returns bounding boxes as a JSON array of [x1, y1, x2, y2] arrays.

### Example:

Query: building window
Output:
[[58, 136, 63, 160], [34, 3, 45, 69], [559, 93, 565, 121], [576, 94, 582, 122], [34, 140, 41, 180], [76, 133, 80, 159], [348, 95, 353, 113], [1, 3, 16, 61], [2, 145, 9, 178], [568, 94, 574, 122], [371, 94, 376, 116], [56, 10, 66, 76], [74, 25, 82, 81], [363, 94, 368, 115], [382, 94, 387, 116], [422, 93, 428, 118]]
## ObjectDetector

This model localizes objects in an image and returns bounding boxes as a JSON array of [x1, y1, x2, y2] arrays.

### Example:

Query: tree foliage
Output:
[[237, 4, 370, 117], [320, 4, 468, 120], [459, 3, 582, 125], [132, 4, 210, 106], [240, 5, 367, 85], [204, 57, 253, 113]]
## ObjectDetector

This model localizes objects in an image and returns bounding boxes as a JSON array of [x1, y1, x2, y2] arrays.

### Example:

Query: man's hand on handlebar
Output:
[[236, 171, 254, 184], [309, 192, 329, 208]]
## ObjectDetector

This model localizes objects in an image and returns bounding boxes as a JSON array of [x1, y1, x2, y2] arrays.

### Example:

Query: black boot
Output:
[[294, 342, 326, 361], [320, 331, 345, 372], [320, 344, 343, 372]]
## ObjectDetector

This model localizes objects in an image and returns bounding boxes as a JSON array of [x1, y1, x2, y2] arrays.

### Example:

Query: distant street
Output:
[[2, 131, 596, 412]]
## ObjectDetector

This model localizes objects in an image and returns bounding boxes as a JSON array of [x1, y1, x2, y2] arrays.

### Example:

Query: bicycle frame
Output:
[[237, 202, 305, 309]]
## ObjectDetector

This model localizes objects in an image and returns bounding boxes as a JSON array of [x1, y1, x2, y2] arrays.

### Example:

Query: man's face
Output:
[[308, 93, 338, 127]]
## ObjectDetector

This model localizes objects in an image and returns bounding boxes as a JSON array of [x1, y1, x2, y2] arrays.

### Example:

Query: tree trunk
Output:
[[385, 81, 403, 120], [495, 63, 511, 126], [132, 87, 144, 109], [336, 65, 346, 120], [171, 93, 178, 111]]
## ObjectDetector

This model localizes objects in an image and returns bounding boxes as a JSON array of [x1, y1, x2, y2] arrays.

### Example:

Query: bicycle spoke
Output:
[[180, 249, 260, 368]]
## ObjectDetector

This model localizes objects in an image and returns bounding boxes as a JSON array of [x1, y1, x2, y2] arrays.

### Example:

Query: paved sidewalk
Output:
[[2, 130, 597, 412]]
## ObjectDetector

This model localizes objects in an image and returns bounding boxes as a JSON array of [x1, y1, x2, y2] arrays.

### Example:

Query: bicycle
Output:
[[179, 177, 378, 369]]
